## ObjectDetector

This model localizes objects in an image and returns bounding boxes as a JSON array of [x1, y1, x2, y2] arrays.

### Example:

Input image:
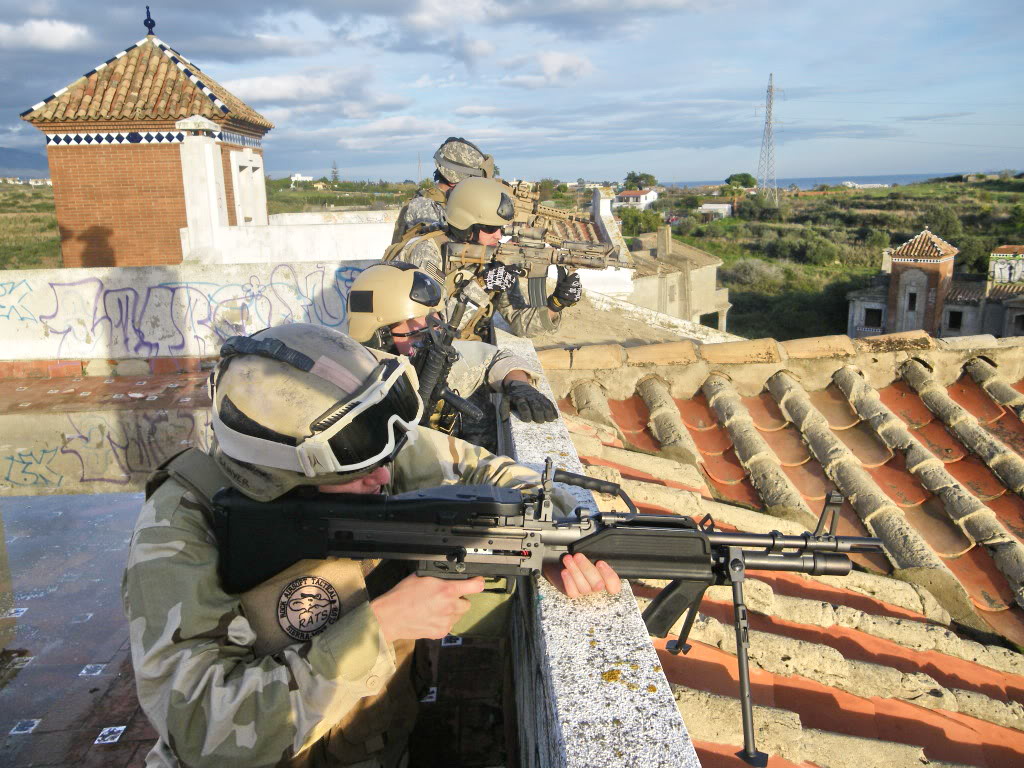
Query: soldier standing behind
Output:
[[387, 177, 583, 339], [391, 137, 495, 243]]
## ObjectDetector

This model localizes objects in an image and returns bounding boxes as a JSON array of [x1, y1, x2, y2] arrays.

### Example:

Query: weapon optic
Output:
[[211, 462, 882, 767]]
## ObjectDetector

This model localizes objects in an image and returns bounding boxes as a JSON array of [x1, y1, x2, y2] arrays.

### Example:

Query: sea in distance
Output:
[[666, 172, 955, 190]]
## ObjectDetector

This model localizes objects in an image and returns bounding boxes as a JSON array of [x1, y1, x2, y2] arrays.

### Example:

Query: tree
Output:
[[618, 207, 663, 236], [624, 171, 657, 190], [920, 204, 963, 241], [725, 172, 756, 188], [331, 161, 339, 184]]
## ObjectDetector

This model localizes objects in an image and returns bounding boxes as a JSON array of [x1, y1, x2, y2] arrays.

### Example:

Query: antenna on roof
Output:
[[144, 6, 156, 35]]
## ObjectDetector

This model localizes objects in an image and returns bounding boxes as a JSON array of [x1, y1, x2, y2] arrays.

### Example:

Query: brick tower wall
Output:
[[47, 144, 188, 267], [886, 258, 954, 334]]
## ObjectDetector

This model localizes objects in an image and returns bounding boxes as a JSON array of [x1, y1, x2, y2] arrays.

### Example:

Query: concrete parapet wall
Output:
[[181, 221, 393, 264], [498, 329, 701, 768], [0, 260, 374, 362]]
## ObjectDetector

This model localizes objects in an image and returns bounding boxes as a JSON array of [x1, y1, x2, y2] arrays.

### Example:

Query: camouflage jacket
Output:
[[122, 427, 541, 767], [396, 235, 561, 339], [391, 187, 446, 244], [448, 339, 535, 397]]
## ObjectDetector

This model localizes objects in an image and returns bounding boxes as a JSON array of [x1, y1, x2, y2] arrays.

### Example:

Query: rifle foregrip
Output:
[[552, 469, 620, 496], [641, 579, 709, 639]]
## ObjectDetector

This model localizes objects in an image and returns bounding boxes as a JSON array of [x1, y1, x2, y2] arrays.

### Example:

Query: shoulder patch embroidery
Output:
[[277, 576, 340, 641]]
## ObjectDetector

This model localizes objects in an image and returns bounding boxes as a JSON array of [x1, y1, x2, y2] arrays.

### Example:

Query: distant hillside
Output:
[[0, 146, 49, 177]]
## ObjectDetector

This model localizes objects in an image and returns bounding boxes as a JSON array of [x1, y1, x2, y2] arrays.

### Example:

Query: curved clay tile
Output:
[[984, 494, 1024, 541], [903, 498, 975, 557], [878, 381, 935, 428], [985, 412, 1024, 455], [944, 545, 1018, 612], [945, 456, 1008, 502], [807, 386, 860, 430], [701, 447, 747, 484], [913, 420, 967, 462], [607, 396, 659, 452], [742, 393, 789, 432], [833, 422, 893, 467], [690, 424, 733, 455], [948, 376, 1006, 425], [758, 425, 812, 467], [705, 474, 762, 508], [867, 455, 932, 507], [780, 460, 832, 501], [675, 395, 718, 430]]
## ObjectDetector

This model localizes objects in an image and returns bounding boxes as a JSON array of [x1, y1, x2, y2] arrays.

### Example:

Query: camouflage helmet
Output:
[[209, 323, 422, 501], [433, 137, 494, 185], [446, 177, 516, 233], [347, 262, 444, 348]]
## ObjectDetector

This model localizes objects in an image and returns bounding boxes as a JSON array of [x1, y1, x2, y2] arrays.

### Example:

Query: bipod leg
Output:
[[728, 547, 768, 768]]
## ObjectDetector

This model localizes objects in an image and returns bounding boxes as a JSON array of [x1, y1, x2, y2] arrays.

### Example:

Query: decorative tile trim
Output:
[[43, 130, 261, 148], [21, 36, 230, 118], [45, 130, 186, 146], [891, 256, 955, 264], [153, 38, 229, 114], [215, 130, 262, 148]]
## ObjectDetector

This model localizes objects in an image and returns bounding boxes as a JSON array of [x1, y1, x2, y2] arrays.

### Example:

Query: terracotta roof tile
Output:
[[543, 333, 1024, 762], [21, 36, 272, 131], [889, 228, 959, 260], [992, 245, 1024, 255]]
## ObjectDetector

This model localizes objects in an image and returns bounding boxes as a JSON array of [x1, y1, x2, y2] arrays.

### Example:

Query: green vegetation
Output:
[[652, 178, 1024, 339], [725, 172, 756, 187], [624, 171, 657, 190], [265, 176, 414, 215], [0, 185, 60, 269]]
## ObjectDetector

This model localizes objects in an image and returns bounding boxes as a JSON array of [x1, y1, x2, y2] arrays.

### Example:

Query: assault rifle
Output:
[[443, 237, 614, 311], [212, 461, 883, 766], [411, 297, 483, 434], [505, 180, 593, 232]]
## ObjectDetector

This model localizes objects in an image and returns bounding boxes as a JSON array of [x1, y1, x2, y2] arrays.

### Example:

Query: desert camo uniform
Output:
[[448, 339, 537, 397], [123, 427, 542, 768], [390, 186, 447, 244], [395, 235, 561, 339]]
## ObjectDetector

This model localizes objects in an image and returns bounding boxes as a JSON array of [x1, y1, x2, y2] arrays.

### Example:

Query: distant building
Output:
[[626, 226, 730, 330], [697, 202, 732, 220], [311, 181, 329, 190], [27, 178, 52, 186], [290, 173, 313, 187], [19, 30, 272, 267], [613, 189, 658, 210], [847, 232, 1024, 338], [840, 181, 889, 189]]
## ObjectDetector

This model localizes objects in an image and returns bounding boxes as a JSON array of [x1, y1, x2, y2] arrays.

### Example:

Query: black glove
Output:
[[500, 379, 559, 423], [480, 262, 519, 292], [546, 267, 582, 312]]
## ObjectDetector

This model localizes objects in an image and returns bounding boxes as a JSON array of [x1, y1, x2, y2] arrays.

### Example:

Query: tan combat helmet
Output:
[[434, 137, 495, 184], [446, 177, 516, 234], [210, 323, 422, 501], [347, 262, 444, 348]]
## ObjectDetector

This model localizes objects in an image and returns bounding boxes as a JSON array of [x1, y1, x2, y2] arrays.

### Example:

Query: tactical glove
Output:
[[501, 379, 559, 423], [546, 267, 582, 312], [481, 262, 519, 292]]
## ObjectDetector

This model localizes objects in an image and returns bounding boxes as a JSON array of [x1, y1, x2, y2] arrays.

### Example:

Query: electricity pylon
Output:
[[756, 73, 780, 205]]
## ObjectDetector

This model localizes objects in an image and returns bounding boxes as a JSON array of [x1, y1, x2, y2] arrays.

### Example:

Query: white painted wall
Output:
[[0, 260, 375, 361]]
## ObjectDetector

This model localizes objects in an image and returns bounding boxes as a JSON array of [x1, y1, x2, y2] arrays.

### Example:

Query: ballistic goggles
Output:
[[212, 342, 422, 478]]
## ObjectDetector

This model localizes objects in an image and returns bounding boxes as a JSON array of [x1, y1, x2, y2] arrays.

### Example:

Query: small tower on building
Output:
[[19, 10, 272, 267], [884, 228, 958, 335]]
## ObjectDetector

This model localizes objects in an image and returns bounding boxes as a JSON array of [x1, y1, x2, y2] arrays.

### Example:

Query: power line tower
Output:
[[756, 73, 780, 205]]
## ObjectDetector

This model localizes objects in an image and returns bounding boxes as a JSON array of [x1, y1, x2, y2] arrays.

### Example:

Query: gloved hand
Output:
[[500, 379, 559, 423], [480, 262, 519, 292], [546, 267, 582, 312]]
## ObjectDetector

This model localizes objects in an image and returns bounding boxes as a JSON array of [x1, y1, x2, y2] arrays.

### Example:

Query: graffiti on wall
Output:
[[1, 408, 213, 495], [989, 254, 1024, 284], [0, 263, 365, 359]]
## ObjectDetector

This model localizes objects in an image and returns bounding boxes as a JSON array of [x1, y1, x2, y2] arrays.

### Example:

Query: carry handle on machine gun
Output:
[[211, 468, 882, 767], [411, 298, 483, 432]]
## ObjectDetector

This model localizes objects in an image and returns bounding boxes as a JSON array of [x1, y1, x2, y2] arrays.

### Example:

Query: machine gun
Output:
[[411, 297, 483, 434], [212, 462, 883, 767], [505, 180, 593, 231]]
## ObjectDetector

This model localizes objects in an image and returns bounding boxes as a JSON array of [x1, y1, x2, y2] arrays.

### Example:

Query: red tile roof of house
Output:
[[617, 189, 652, 197], [993, 246, 1024, 255], [539, 330, 1024, 766], [889, 228, 959, 261], [20, 35, 272, 131]]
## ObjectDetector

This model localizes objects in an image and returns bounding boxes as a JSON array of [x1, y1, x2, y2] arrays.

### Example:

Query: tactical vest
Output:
[[145, 449, 424, 767], [381, 224, 448, 268], [419, 185, 447, 204]]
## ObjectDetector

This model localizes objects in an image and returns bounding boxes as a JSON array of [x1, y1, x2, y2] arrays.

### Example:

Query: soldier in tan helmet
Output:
[[347, 262, 558, 425], [391, 136, 495, 244], [387, 177, 583, 339], [122, 323, 618, 767]]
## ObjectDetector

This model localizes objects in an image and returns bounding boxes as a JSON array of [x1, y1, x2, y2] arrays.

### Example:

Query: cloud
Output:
[[223, 73, 339, 103], [502, 52, 594, 88], [0, 19, 91, 50], [898, 112, 974, 122]]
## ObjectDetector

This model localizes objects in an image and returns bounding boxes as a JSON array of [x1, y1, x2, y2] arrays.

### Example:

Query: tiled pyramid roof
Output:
[[539, 330, 1024, 766], [890, 228, 959, 261], [20, 35, 272, 131]]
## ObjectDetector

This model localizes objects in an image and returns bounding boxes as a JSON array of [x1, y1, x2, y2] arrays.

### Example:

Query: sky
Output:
[[1, 0, 1021, 183]]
